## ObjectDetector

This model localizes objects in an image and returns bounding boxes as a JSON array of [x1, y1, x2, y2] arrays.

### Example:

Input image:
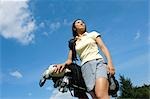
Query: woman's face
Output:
[[74, 20, 86, 32]]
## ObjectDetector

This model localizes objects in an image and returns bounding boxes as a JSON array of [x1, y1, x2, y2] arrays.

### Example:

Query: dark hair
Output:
[[69, 19, 87, 61]]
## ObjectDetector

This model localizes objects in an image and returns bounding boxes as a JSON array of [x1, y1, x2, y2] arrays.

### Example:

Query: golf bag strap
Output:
[[68, 87, 74, 97]]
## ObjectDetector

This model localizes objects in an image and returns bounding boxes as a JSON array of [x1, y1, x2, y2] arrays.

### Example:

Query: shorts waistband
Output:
[[82, 58, 103, 65]]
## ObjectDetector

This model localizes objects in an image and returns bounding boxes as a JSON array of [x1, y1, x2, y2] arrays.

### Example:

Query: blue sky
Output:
[[0, 0, 149, 99]]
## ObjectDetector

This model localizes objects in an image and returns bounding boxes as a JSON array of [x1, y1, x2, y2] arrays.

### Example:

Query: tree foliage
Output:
[[119, 75, 150, 99]]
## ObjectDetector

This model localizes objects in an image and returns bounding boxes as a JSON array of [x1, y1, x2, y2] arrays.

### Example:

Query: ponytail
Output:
[[68, 38, 78, 61]]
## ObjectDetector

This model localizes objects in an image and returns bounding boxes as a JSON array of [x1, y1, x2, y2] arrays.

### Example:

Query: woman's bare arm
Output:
[[65, 50, 73, 65], [96, 36, 115, 75]]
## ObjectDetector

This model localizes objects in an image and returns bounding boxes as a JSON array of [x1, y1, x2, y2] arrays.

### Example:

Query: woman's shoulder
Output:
[[68, 38, 75, 45], [88, 31, 100, 34], [87, 31, 101, 38], [68, 38, 75, 50]]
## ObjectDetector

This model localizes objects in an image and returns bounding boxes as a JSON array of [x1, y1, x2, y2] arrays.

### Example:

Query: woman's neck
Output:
[[77, 31, 85, 37]]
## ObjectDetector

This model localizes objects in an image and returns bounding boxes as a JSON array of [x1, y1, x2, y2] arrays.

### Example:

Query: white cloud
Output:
[[49, 22, 61, 33], [49, 89, 77, 99], [48, 19, 72, 33], [49, 89, 92, 99], [9, 70, 23, 79], [0, 0, 36, 45], [38, 19, 72, 35], [39, 22, 45, 28], [46, 85, 53, 91], [134, 31, 141, 40], [27, 92, 32, 96], [43, 32, 49, 36], [63, 19, 72, 26]]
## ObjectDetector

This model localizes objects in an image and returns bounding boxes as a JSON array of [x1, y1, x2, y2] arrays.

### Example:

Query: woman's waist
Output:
[[81, 56, 103, 65]]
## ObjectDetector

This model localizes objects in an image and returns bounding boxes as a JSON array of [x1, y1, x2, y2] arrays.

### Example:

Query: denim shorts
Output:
[[81, 59, 108, 92]]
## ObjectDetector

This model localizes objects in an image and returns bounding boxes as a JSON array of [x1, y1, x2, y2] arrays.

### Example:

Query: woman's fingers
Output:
[[54, 64, 65, 74], [60, 64, 65, 73], [53, 65, 60, 73], [110, 67, 115, 75], [53, 66, 57, 73], [107, 66, 115, 75], [56, 65, 61, 74]]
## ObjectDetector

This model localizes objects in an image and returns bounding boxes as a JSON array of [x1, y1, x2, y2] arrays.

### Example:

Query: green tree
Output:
[[119, 75, 150, 99], [119, 75, 134, 98], [133, 84, 150, 98]]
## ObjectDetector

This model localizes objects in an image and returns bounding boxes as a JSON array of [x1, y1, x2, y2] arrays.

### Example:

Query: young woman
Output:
[[54, 19, 115, 99]]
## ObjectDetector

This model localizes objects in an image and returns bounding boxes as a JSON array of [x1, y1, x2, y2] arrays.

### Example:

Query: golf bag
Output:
[[39, 63, 119, 97]]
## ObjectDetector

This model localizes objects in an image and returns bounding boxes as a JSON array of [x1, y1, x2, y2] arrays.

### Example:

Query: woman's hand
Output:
[[53, 64, 66, 74], [107, 64, 115, 75]]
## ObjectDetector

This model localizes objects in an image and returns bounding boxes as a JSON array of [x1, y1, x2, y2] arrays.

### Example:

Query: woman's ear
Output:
[[73, 27, 76, 31]]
